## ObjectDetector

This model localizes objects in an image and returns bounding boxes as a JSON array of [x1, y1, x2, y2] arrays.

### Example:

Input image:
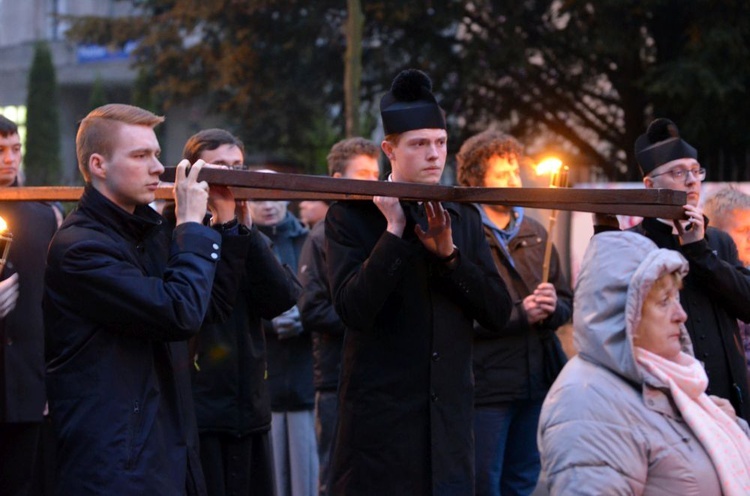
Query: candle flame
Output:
[[535, 157, 563, 176], [0, 216, 6, 233]]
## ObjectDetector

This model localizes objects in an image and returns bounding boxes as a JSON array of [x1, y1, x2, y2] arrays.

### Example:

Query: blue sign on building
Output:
[[76, 41, 137, 64]]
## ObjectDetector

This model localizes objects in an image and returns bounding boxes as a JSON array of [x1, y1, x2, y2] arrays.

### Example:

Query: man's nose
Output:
[[152, 158, 165, 175]]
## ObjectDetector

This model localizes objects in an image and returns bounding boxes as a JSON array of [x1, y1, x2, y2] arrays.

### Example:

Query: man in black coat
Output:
[[325, 69, 512, 496], [596, 117, 750, 421], [183, 129, 300, 496], [297, 137, 380, 496], [44, 104, 249, 494], [0, 114, 59, 495], [456, 130, 573, 496]]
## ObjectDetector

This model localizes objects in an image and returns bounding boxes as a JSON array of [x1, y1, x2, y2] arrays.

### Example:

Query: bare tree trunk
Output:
[[344, 0, 363, 137]]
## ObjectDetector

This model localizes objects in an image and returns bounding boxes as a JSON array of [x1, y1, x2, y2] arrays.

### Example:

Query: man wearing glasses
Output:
[[596, 117, 750, 421]]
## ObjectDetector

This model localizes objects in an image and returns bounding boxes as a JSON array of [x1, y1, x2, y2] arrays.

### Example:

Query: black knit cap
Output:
[[380, 69, 446, 135], [634, 118, 698, 177]]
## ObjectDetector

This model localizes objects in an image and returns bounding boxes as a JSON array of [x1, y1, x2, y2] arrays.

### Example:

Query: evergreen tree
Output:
[[88, 74, 109, 110], [25, 41, 62, 186]]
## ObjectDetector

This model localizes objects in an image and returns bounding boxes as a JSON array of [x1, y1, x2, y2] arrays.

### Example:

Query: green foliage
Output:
[[24, 41, 62, 186], [64, 1, 750, 180], [88, 75, 109, 110]]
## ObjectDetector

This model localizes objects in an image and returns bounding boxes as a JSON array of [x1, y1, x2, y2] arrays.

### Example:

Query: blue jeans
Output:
[[474, 400, 543, 496]]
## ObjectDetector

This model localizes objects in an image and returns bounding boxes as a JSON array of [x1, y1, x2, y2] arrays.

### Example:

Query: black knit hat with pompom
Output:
[[380, 69, 446, 135], [633, 118, 697, 177]]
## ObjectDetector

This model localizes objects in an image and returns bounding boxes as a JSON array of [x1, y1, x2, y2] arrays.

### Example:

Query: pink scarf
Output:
[[636, 347, 750, 496]]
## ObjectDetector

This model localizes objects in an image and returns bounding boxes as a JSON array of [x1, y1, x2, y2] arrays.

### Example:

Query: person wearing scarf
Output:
[[538, 231, 750, 494]]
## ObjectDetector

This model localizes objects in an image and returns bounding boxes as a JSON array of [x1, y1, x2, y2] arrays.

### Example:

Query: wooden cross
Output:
[[0, 168, 686, 219]]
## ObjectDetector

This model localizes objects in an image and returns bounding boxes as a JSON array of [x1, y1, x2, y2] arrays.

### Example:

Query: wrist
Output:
[[211, 216, 239, 232], [439, 245, 459, 268]]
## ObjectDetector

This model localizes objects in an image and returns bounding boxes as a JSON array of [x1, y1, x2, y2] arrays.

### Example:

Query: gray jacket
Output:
[[538, 231, 750, 495]]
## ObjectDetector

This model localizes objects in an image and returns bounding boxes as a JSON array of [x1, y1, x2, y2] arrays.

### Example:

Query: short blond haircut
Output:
[[76, 104, 164, 182]]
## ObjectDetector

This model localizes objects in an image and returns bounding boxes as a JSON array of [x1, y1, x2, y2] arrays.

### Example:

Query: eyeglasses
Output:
[[649, 167, 706, 182]]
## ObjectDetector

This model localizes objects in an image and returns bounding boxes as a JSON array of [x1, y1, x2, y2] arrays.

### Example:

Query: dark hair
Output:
[[0, 114, 19, 137], [76, 104, 164, 182], [182, 128, 245, 163], [456, 129, 523, 187], [327, 137, 379, 176]]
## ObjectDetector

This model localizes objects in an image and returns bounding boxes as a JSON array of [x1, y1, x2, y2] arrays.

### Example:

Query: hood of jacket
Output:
[[574, 231, 692, 384]]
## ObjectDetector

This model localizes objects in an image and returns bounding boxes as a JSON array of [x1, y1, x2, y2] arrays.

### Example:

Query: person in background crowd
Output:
[[325, 68, 512, 495], [297, 136, 380, 496], [456, 129, 572, 496], [183, 128, 300, 496], [44, 104, 249, 494], [703, 186, 750, 378], [0, 114, 59, 495], [595, 117, 750, 421], [539, 230, 750, 495], [299, 201, 329, 229], [249, 185, 317, 496]]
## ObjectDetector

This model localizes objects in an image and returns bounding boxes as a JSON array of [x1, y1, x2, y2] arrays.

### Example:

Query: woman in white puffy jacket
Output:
[[538, 231, 750, 495]]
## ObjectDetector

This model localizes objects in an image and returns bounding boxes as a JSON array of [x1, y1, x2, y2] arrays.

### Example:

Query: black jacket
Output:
[[44, 186, 247, 495], [473, 212, 573, 405], [325, 200, 512, 496], [630, 217, 750, 421], [257, 213, 314, 411], [192, 226, 299, 435], [0, 198, 58, 422], [298, 221, 345, 392]]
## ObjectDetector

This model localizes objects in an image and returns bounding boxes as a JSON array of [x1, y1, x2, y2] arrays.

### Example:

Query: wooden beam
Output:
[[0, 168, 688, 219]]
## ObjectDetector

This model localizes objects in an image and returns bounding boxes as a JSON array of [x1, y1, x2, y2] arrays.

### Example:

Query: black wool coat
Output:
[[0, 198, 58, 422], [325, 200, 512, 496]]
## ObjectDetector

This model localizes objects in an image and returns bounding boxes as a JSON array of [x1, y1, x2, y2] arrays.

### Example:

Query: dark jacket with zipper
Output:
[[192, 226, 300, 435], [44, 186, 247, 495], [473, 210, 573, 405]]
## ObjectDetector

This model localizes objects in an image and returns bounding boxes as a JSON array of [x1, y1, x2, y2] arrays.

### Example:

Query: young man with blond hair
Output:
[[45, 104, 248, 494]]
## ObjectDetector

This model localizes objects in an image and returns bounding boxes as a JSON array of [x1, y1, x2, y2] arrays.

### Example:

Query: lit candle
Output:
[[0, 216, 13, 275], [535, 159, 569, 283]]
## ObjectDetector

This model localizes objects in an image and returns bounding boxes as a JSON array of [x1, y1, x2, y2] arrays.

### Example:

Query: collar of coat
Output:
[[76, 184, 164, 244]]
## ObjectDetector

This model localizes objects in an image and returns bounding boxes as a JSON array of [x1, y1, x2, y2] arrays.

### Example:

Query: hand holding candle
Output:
[[535, 159, 569, 283], [0, 216, 12, 275], [0, 216, 17, 317]]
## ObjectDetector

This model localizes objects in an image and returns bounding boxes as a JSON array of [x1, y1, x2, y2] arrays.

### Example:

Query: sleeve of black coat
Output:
[[680, 229, 750, 322], [45, 222, 222, 341], [430, 205, 513, 333], [202, 225, 252, 324], [298, 225, 346, 337], [326, 201, 511, 333]]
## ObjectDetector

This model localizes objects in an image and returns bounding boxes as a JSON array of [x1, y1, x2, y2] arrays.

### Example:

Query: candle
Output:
[[0, 216, 13, 275], [535, 159, 569, 283]]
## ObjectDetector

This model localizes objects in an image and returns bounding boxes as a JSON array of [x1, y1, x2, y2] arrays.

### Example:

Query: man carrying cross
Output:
[[324, 69, 512, 496]]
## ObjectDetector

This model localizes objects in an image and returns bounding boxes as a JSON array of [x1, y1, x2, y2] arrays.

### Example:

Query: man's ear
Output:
[[88, 153, 107, 180], [643, 176, 653, 188], [381, 140, 394, 161]]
